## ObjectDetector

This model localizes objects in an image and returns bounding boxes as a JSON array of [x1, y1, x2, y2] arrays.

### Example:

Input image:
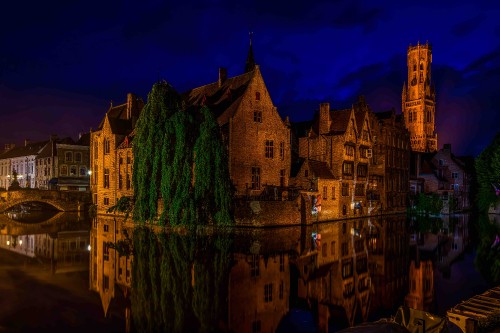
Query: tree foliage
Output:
[[132, 81, 233, 226], [414, 193, 443, 216], [475, 132, 500, 212]]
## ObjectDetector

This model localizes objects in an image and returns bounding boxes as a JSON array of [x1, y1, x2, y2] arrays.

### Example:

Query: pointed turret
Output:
[[244, 32, 256, 73]]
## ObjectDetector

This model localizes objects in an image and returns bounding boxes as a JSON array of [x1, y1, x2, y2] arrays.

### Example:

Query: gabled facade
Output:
[[184, 65, 291, 196], [298, 101, 374, 219], [90, 93, 144, 213]]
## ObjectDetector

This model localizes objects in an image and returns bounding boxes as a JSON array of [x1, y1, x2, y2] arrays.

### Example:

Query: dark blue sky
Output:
[[1, 0, 499, 156]]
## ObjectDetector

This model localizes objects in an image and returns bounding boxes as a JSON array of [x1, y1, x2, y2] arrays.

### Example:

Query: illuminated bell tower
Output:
[[402, 41, 437, 152]]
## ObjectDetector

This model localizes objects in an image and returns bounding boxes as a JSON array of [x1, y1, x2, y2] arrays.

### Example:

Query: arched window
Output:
[[420, 62, 423, 70], [65, 152, 73, 162], [255, 91, 261, 101], [75, 152, 82, 162]]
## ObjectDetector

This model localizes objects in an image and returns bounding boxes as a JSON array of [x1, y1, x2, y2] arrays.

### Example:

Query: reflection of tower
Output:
[[405, 259, 434, 311], [402, 41, 437, 152]]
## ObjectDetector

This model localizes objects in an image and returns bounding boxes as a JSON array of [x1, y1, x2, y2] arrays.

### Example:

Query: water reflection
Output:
[[89, 213, 489, 332], [0, 212, 90, 274]]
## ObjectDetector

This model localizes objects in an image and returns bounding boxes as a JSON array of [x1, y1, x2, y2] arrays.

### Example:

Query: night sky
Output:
[[1, 0, 499, 156]]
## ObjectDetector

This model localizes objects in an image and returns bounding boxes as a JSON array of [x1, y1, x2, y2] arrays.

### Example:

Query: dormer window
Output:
[[255, 92, 261, 101]]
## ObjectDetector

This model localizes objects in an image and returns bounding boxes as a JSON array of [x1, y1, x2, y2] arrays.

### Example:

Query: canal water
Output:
[[0, 211, 496, 332]]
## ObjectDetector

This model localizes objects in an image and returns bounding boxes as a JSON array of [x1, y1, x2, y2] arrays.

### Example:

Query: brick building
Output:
[[90, 93, 144, 213], [184, 51, 291, 197], [296, 100, 374, 219], [369, 108, 411, 212], [410, 144, 472, 211], [402, 41, 438, 152]]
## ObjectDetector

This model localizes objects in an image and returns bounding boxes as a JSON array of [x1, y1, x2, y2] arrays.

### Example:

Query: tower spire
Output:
[[245, 31, 256, 73]]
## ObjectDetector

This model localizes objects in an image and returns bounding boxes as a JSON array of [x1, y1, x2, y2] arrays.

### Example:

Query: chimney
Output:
[[127, 93, 134, 120], [24, 139, 30, 147], [319, 102, 331, 135], [218, 67, 227, 87]]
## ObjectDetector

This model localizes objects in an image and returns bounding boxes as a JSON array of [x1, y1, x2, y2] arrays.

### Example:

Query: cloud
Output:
[[451, 15, 484, 37]]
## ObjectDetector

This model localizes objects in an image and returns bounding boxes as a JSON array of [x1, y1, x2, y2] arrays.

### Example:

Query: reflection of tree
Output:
[[131, 228, 232, 332], [474, 214, 500, 285]]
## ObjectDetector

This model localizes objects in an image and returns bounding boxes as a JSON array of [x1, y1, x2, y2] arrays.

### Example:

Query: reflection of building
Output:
[[294, 219, 372, 328], [405, 259, 434, 312], [402, 41, 437, 152], [366, 217, 409, 312], [89, 216, 132, 318], [0, 231, 89, 273], [229, 252, 290, 333]]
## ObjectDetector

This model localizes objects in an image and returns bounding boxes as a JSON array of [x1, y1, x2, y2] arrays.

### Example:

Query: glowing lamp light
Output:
[[87, 245, 91, 251], [87, 170, 92, 176], [7, 240, 10, 246], [19, 240, 22, 245]]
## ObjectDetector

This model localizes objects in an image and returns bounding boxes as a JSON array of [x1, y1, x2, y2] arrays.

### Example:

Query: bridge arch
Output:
[[0, 189, 87, 213]]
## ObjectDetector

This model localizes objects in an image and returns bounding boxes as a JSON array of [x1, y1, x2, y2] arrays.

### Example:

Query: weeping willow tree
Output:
[[475, 132, 500, 212], [193, 106, 232, 225], [131, 228, 232, 333], [132, 81, 232, 226], [133, 82, 181, 223]]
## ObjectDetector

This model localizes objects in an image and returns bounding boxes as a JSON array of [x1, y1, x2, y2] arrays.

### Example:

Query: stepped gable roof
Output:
[[308, 159, 336, 179], [329, 108, 352, 135], [0, 140, 48, 159], [183, 70, 254, 126]]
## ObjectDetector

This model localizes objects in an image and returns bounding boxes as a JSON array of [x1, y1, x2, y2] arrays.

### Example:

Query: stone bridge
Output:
[[0, 190, 90, 213]]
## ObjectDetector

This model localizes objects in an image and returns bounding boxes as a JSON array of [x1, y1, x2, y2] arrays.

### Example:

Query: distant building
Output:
[[0, 140, 47, 189], [35, 134, 90, 191], [402, 41, 438, 152], [410, 144, 472, 212]]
